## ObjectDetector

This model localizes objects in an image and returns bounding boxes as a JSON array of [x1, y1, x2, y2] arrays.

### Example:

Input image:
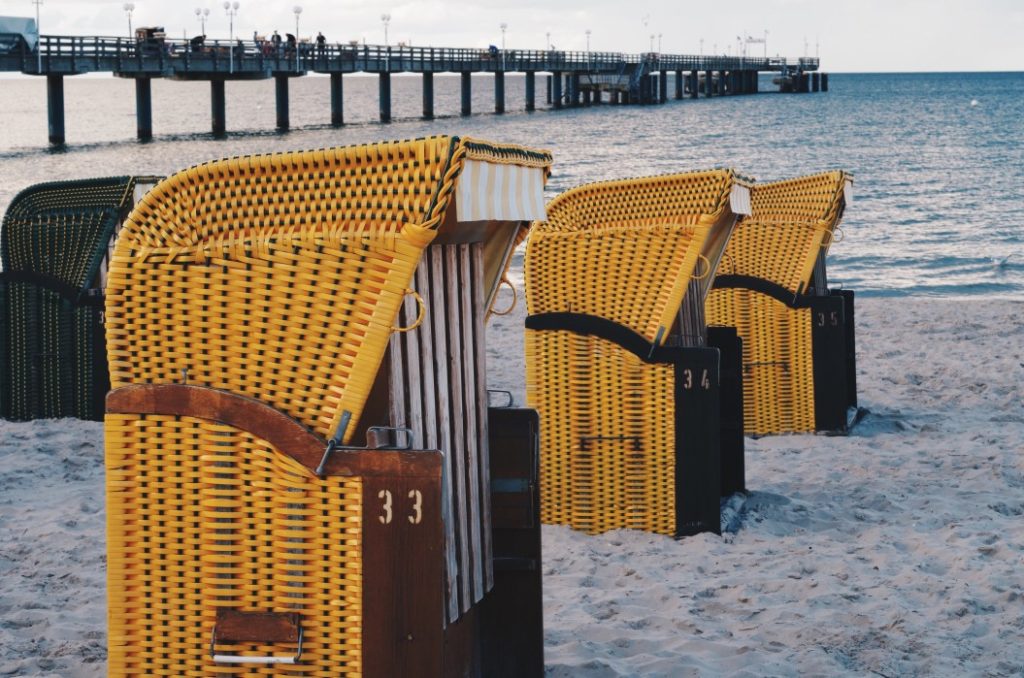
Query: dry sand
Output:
[[2, 291, 1023, 677]]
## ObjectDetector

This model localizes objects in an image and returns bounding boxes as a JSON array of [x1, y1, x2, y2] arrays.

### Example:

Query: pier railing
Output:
[[0, 34, 819, 77]]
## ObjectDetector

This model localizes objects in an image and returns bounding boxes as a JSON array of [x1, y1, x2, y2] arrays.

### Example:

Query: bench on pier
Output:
[[103, 135, 552, 676], [523, 169, 751, 539], [705, 170, 858, 435], [0, 175, 157, 421]]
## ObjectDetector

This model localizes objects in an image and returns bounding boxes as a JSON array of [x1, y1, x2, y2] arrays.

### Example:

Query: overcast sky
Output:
[[2, 0, 1022, 72]]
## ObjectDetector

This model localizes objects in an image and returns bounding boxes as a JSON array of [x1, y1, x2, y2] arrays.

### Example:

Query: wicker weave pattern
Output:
[[526, 171, 739, 341], [106, 414, 362, 676], [706, 171, 850, 435], [526, 330, 676, 535], [716, 170, 849, 293]]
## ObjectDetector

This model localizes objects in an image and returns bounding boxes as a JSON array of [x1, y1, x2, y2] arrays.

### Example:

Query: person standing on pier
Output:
[[316, 31, 326, 54], [272, 30, 282, 55]]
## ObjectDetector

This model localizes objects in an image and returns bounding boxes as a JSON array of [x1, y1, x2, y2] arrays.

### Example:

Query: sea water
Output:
[[1, 71, 1021, 297]]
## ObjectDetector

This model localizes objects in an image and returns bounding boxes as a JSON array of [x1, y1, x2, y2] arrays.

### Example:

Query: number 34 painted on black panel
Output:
[[377, 489, 423, 525], [681, 368, 712, 391]]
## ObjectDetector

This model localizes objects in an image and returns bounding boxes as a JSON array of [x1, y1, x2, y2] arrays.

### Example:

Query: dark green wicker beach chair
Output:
[[0, 176, 153, 421]]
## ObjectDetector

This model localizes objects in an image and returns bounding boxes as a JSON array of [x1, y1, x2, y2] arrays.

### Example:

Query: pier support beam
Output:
[[675, 70, 683, 99], [330, 73, 343, 126], [379, 72, 391, 122], [571, 73, 581, 106], [46, 74, 65, 146], [812, 72, 820, 92], [659, 70, 668, 103], [704, 70, 713, 97], [689, 70, 699, 98], [525, 71, 536, 111], [821, 73, 829, 91], [494, 71, 505, 114], [582, 89, 592, 106], [134, 77, 152, 141], [461, 72, 472, 115], [275, 75, 290, 131], [210, 78, 226, 138], [422, 72, 434, 119], [552, 71, 563, 109]]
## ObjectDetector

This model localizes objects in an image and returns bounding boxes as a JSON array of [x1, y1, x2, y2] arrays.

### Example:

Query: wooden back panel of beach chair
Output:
[[103, 136, 551, 675], [524, 170, 748, 536], [0, 176, 143, 421], [706, 171, 853, 435]]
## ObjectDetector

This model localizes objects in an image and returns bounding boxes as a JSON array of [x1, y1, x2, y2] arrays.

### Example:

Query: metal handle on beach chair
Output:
[[692, 254, 712, 280], [391, 289, 427, 333], [210, 610, 304, 665], [489, 276, 518, 316]]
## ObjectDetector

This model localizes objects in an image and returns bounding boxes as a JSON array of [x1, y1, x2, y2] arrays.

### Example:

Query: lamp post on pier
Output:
[[585, 28, 591, 68], [31, 0, 42, 73], [649, 33, 654, 52], [223, 0, 239, 73], [381, 12, 390, 46], [545, 31, 550, 50], [499, 22, 507, 71], [657, 33, 662, 53], [123, 3, 135, 39], [293, 5, 302, 69], [195, 7, 209, 35]]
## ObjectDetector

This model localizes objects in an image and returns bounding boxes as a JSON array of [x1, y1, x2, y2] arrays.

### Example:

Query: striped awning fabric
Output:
[[455, 159, 547, 222]]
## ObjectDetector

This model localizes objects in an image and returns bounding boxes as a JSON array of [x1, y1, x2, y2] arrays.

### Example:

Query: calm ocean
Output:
[[1, 71, 1021, 297]]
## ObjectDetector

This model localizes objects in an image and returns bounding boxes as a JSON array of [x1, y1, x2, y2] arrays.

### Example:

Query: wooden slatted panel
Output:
[[388, 241, 491, 623]]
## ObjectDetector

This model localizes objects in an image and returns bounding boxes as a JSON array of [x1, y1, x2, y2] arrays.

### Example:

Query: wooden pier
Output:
[[0, 35, 826, 145]]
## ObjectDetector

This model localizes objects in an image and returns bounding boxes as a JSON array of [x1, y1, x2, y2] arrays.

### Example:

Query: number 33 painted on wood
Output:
[[377, 489, 423, 525]]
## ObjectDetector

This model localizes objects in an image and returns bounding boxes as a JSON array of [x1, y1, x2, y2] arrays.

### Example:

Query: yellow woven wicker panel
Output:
[[706, 288, 815, 435], [526, 328, 676, 535], [525, 170, 740, 343], [106, 413, 362, 677], [721, 170, 850, 294]]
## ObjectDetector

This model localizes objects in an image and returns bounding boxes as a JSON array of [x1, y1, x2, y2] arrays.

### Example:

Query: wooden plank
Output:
[[471, 244, 494, 591], [388, 316, 407, 436], [459, 243, 484, 604], [429, 245, 462, 621], [403, 289, 425, 448], [444, 244, 472, 613], [214, 610, 301, 644], [362, 461, 446, 677]]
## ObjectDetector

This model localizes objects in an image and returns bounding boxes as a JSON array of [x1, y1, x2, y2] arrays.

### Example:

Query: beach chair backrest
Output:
[[717, 170, 851, 295]]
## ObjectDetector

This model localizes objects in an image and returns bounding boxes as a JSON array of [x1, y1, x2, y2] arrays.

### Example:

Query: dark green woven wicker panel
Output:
[[1, 176, 139, 421]]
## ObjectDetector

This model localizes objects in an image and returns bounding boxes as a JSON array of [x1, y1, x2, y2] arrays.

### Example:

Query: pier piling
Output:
[[812, 72, 820, 92], [330, 73, 343, 126], [525, 71, 536, 111], [705, 70, 713, 97], [461, 72, 472, 116], [659, 70, 668, 103], [689, 70, 699, 98], [378, 72, 391, 122], [552, 71, 563, 108], [422, 72, 434, 119], [210, 79, 226, 137], [675, 70, 683, 99], [495, 71, 505, 114], [275, 75, 290, 131], [821, 73, 829, 91], [134, 77, 152, 141], [46, 74, 65, 145]]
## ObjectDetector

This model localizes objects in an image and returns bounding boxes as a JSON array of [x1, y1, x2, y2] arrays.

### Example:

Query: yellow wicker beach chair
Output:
[[706, 170, 856, 436], [104, 135, 551, 676], [524, 170, 751, 538]]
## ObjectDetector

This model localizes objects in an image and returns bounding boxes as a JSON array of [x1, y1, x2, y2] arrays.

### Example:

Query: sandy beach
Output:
[[2, 292, 1022, 677]]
